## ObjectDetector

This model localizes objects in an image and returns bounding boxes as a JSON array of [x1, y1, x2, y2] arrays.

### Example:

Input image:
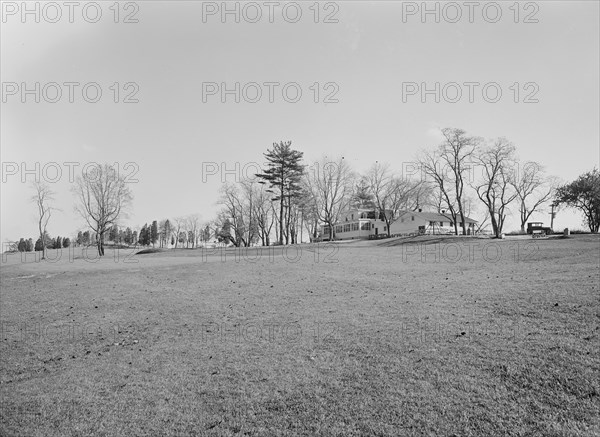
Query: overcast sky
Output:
[[1, 1, 599, 244]]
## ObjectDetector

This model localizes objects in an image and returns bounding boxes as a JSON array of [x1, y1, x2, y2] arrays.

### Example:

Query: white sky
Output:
[[1, 1, 599, 243]]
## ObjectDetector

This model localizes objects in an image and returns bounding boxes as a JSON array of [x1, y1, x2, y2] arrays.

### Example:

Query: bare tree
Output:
[[419, 152, 460, 234], [186, 214, 201, 248], [73, 164, 132, 256], [473, 138, 518, 238], [512, 161, 558, 232], [158, 219, 173, 248], [217, 182, 252, 247], [252, 182, 276, 246], [239, 179, 263, 246], [421, 128, 479, 235], [171, 217, 185, 249], [366, 162, 421, 237], [31, 181, 55, 260], [304, 157, 355, 241]]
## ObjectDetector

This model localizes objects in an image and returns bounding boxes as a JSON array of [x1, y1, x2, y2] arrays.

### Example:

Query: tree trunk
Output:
[[97, 231, 105, 256], [39, 224, 46, 260], [488, 207, 499, 237], [279, 194, 284, 245]]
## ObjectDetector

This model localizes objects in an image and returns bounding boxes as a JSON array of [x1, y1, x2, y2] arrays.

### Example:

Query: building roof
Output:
[[400, 210, 478, 224]]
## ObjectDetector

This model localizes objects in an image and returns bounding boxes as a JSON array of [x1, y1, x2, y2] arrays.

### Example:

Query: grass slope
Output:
[[1, 235, 599, 436]]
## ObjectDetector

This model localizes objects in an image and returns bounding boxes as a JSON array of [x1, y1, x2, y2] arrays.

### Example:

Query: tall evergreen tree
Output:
[[109, 225, 119, 242], [164, 220, 172, 247], [124, 227, 133, 245], [139, 224, 149, 246], [151, 220, 158, 248], [352, 177, 376, 209], [256, 141, 305, 245]]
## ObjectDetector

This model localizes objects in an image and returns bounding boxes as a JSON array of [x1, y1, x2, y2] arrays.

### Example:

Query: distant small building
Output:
[[319, 209, 478, 241]]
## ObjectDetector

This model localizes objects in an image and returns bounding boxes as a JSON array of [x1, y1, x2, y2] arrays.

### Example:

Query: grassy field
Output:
[[1, 235, 599, 436]]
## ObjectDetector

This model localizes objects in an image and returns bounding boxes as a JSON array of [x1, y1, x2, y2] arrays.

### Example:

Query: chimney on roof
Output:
[[418, 208, 422, 213]]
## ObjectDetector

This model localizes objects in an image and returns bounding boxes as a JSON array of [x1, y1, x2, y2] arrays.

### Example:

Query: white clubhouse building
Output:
[[319, 208, 478, 241]]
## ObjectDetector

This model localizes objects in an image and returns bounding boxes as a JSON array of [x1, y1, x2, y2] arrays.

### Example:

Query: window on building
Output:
[[344, 224, 351, 232], [411, 216, 415, 221], [360, 222, 370, 231], [384, 226, 387, 231], [440, 222, 444, 227], [430, 221, 435, 226], [352, 222, 359, 231], [351, 214, 354, 220]]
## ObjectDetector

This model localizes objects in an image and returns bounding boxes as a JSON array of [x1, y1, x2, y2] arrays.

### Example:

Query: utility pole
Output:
[[549, 203, 556, 230]]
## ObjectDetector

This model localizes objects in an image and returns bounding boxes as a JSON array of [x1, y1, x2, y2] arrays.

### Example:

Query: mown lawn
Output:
[[1, 235, 599, 436]]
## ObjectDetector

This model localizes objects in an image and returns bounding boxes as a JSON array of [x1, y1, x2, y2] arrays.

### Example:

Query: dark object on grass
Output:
[[135, 248, 165, 255]]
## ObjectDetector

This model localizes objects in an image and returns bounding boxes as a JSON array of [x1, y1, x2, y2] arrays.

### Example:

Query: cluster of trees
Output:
[[212, 141, 429, 246], [418, 128, 561, 237], [121, 216, 212, 249], [215, 142, 304, 247], [9, 234, 71, 253], [213, 130, 598, 243], [156, 216, 212, 249], [16, 238, 33, 252]]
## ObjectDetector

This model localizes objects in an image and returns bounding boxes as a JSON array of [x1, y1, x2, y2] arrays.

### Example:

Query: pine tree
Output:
[[109, 225, 119, 242], [256, 141, 305, 245], [353, 178, 376, 209], [124, 227, 133, 245], [151, 221, 158, 248], [139, 224, 147, 246], [82, 231, 90, 245]]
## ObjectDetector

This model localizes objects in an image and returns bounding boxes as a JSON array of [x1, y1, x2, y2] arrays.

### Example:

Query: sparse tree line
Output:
[[9, 233, 72, 254], [8, 128, 599, 257]]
